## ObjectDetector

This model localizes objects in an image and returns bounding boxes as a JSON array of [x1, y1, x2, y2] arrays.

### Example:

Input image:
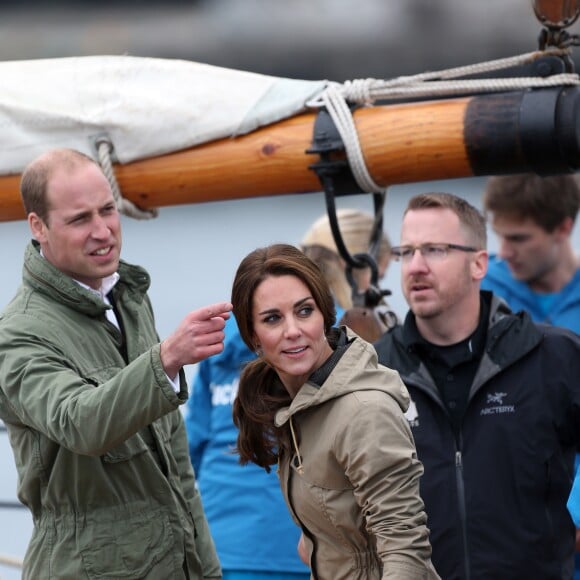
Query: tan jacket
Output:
[[275, 329, 439, 580]]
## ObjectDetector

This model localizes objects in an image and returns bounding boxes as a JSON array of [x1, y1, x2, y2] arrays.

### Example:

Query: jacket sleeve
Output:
[[170, 408, 222, 579], [335, 387, 439, 580], [185, 360, 213, 476], [0, 316, 183, 456]]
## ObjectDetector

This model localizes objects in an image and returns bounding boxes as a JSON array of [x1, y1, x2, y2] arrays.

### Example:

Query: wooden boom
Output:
[[1, 86, 579, 222]]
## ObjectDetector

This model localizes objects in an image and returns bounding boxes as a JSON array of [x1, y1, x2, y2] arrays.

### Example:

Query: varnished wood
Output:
[[0, 175, 24, 222], [0, 97, 473, 222], [2, 86, 578, 223]]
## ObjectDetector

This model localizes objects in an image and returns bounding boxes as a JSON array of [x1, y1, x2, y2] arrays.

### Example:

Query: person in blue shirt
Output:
[[481, 172, 580, 578], [185, 209, 393, 579], [186, 314, 308, 580], [481, 173, 580, 333]]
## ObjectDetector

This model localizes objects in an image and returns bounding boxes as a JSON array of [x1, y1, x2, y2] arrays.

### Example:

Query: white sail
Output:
[[0, 55, 326, 175]]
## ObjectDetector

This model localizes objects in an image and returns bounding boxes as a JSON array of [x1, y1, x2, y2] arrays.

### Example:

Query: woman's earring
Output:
[[255, 345, 263, 357]]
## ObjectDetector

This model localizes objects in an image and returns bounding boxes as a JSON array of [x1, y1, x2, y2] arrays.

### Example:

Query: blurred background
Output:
[[0, 0, 560, 80], [1, 1, 579, 578]]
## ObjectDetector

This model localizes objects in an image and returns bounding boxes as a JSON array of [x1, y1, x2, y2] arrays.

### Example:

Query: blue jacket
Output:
[[185, 316, 309, 573], [481, 255, 580, 333]]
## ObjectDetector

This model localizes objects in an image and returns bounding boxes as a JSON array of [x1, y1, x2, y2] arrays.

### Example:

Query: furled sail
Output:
[[0, 55, 325, 175], [1, 47, 580, 223]]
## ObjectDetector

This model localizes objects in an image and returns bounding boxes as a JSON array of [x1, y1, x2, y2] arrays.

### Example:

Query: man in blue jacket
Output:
[[374, 192, 580, 580], [481, 173, 580, 332]]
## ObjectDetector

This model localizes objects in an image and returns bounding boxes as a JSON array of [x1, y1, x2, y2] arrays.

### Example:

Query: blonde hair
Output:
[[300, 208, 391, 309]]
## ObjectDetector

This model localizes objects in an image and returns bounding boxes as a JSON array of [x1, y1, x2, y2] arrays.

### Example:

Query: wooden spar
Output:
[[1, 85, 579, 222]]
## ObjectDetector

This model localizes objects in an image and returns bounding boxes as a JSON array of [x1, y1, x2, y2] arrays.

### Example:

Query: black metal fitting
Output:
[[306, 106, 391, 308], [306, 107, 364, 198]]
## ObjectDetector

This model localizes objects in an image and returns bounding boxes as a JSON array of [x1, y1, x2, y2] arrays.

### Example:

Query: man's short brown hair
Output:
[[483, 173, 580, 232], [405, 192, 487, 249], [20, 149, 99, 225]]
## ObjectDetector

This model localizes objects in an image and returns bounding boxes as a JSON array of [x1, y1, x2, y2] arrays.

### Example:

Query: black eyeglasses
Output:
[[391, 243, 479, 263]]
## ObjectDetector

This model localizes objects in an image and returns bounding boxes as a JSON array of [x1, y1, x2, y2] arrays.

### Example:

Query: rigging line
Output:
[[361, 47, 572, 88], [318, 84, 384, 194], [95, 139, 159, 220], [0, 501, 25, 509], [307, 49, 579, 198], [348, 74, 580, 101], [307, 48, 576, 109]]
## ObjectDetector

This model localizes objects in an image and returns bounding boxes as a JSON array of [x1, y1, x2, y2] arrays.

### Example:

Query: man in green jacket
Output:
[[0, 148, 231, 579]]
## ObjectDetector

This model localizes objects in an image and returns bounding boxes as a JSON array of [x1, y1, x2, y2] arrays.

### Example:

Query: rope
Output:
[[360, 48, 573, 88], [307, 48, 580, 193], [318, 84, 385, 193], [95, 139, 158, 220], [0, 554, 23, 568], [341, 74, 580, 101]]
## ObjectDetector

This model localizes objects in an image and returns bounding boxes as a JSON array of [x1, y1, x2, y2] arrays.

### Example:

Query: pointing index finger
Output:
[[197, 302, 233, 321]]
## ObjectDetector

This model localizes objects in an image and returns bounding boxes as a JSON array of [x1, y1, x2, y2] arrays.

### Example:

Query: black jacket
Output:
[[374, 292, 580, 580]]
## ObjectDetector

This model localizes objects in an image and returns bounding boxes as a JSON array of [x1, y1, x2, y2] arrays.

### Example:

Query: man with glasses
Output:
[[374, 192, 580, 580]]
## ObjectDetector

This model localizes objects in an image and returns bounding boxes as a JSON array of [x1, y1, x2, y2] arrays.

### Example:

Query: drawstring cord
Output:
[[289, 417, 304, 476]]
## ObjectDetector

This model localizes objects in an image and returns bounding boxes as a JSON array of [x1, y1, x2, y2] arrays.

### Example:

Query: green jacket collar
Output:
[[23, 240, 150, 317]]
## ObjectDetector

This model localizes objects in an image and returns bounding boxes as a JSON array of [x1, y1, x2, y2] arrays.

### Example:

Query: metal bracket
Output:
[[306, 106, 390, 309], [306, 107, 364, 197]]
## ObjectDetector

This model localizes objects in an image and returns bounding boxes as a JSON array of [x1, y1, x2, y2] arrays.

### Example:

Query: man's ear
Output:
[[471, 250, 489, 282], [28, 212, 48, 243], [554, 216, 574, 241]]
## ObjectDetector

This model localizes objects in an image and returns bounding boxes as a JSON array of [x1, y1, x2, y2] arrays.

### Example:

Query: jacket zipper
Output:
[[282, 424, 319, 579], [455, 447, 471, 580]]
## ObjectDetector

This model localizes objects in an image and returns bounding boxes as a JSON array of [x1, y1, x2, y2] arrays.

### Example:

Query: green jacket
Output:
[[0, 241, 221, 580]]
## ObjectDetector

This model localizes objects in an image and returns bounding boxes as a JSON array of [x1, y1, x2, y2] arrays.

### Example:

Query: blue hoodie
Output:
[[185, 315, 310, 574], [481, 255, 580, 333]]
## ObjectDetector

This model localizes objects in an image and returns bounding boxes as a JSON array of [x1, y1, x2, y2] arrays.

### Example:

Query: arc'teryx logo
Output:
[[487, 392, 507, 405], [480, 391, 515, 416]]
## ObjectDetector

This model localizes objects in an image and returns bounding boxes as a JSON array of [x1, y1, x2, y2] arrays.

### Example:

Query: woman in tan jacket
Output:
[[231, 243, 439, 580]]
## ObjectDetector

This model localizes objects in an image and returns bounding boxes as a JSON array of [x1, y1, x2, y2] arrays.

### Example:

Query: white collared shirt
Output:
[[75, 272, 121, 329], [74, 273, 180, 393], [39, 250, 179, 391]]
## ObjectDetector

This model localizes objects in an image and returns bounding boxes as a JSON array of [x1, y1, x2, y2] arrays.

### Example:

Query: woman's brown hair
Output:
[[231, 243, 336, 470]]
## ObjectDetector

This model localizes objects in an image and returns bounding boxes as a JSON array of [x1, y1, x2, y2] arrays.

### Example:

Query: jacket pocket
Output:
[[102, 433, 149, 463], [79, 508, 174, 578]]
